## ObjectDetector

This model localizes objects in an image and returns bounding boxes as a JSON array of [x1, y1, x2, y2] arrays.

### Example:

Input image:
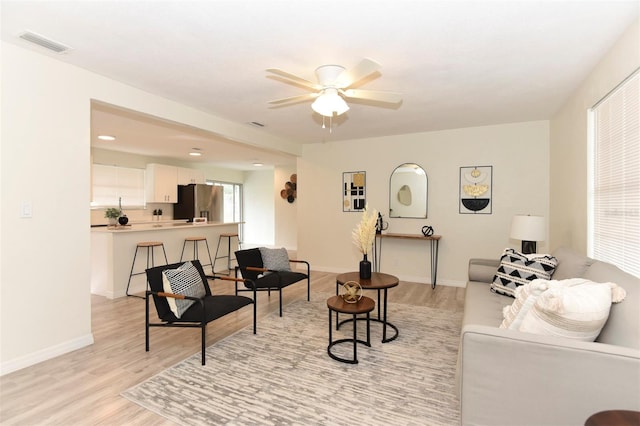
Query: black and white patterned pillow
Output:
[[162, 261, 206, 318], [491, 249, 558, 298], [259, 247, 291, 271]]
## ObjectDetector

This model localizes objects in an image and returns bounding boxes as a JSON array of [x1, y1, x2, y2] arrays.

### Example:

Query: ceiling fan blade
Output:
[[335, 58, 381, 88], [266, 69, 320, 90], [268, 93, 317, 105], [342, 89, 402, 104]]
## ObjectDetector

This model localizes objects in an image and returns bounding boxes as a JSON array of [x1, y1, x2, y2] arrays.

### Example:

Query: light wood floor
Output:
[[0, 271, 465, 425]]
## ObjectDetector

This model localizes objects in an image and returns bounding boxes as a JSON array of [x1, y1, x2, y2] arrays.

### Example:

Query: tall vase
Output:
[[359, 254, 372, 279]]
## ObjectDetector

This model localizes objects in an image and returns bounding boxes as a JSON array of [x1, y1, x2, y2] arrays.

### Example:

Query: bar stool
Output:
[[213, 233, 239, 275], [126, 241, 168, 298], [179, 236, 213, 273]]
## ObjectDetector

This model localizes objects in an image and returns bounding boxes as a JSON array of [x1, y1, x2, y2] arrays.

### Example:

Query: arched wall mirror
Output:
[[389, 163, 428, 218]]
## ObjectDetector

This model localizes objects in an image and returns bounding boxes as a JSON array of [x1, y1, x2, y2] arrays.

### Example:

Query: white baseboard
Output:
[[0, 333, 94, 376], [91, 288, 115, 299]]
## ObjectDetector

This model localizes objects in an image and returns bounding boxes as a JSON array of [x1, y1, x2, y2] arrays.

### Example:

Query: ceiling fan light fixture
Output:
[[311, 88, 349, 117]]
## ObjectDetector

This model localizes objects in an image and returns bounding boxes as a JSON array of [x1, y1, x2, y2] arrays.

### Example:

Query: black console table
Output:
[[374, 233, 441, 289]]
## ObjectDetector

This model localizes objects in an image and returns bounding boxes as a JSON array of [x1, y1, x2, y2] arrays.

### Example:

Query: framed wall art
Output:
[[459, 166, 492, 214], [343, 171, 366, 212]]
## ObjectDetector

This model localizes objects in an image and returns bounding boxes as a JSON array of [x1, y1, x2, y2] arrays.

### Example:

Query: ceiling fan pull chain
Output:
[[322, 116, 326, 129], [329, 116, 333, 133]]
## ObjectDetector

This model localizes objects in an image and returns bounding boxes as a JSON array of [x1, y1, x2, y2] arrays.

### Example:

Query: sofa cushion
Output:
[[584, 261, 640, 349], [551, 246, 596, 280], [491, 249, 558, 298], [463, 281, 507, 328], [518, 279, 613, 342]]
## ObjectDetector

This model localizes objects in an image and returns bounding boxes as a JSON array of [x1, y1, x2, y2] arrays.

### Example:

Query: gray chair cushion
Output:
[[259, 247, 291, 271]]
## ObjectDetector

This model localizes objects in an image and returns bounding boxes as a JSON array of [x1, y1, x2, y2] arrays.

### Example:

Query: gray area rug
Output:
[[122, 293, 462, 425]]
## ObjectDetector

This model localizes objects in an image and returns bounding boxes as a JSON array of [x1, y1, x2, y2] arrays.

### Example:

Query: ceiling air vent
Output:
[[18, 31, 72, 54]]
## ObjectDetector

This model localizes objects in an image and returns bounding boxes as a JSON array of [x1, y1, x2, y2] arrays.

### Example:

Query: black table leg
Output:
[[430, 239, 439, 289]]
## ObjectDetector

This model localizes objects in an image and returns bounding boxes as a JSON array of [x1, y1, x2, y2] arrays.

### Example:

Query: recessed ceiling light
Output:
[[189, 152, 202, 156], [253, 162, 264, 167], [98, 135, 116, 141]]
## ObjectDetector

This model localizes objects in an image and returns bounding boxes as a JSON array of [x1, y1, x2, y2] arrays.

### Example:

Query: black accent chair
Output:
[[145, 260, 256, 365], [234, 248, 310, 316]]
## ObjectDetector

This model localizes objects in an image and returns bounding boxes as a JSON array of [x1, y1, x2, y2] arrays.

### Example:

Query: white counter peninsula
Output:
[[91, 221, 240, 298]]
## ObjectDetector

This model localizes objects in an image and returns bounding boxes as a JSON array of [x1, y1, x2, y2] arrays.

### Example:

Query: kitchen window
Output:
[[208, 180, 243, 223], [91, 164, 146, 208], [588, 69, 639, 277]]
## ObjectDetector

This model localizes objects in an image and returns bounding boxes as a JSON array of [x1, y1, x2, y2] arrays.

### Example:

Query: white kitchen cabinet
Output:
[[177, 167, 205, 185], [145, 163, 178, 203]]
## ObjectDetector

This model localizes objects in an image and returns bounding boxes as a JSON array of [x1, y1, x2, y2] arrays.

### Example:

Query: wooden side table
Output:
[[327, 295, 375, 364], [374, 233, 441, 288], [335, 272, 399, 342], [585, 410, 640, 426]]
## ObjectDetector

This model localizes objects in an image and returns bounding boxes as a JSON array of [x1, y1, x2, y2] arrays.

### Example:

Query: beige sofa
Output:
[[458, 247, 640, 426]]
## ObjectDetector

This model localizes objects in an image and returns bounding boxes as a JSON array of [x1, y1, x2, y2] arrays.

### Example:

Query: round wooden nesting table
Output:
[[335, 272, 399, 342], [327, 295, 375, 364], [585, 410, 640, 426]]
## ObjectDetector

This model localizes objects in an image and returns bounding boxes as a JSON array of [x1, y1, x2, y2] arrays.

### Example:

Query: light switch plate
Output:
[[21, 201, 33, 218]]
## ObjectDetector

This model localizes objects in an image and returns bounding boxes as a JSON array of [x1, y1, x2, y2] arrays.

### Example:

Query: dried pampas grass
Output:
[[352, 207, 378, 255]]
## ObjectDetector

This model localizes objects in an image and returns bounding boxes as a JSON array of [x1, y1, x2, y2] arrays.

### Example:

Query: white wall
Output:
[[2, 43, 94, 374], [274, 166, 298, 250], [549, 19, 640, 254], [242, 169, 275, 246], [297, 121, 550, 286], [0, 42, 298, 375]]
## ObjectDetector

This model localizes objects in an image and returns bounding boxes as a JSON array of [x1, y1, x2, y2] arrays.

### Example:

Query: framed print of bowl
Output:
[[459, 166, 492, 214]]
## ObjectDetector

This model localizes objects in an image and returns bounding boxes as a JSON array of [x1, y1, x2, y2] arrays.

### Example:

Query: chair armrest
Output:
[[206, 275, 257, 299], [206, 274, 254, 286], [459, 324, 640, 425], [289, 259, 310, 274], [146, 290, 202, 302]]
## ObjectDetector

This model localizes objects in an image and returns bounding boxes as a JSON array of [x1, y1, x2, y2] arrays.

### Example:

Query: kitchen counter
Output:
[[91, 222, 240, 298], [91, 221, 234, 232]]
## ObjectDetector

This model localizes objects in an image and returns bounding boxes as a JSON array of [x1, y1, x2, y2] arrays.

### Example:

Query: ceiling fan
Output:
[[267, 58, 402, 119]]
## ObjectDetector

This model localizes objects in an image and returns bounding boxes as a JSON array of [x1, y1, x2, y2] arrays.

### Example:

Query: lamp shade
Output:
[[510, 215, 546, 242], [311, 88, 349, 117]]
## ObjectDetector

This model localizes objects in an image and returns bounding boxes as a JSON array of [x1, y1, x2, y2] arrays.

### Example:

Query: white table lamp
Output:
[[510, 215, 546, 254]]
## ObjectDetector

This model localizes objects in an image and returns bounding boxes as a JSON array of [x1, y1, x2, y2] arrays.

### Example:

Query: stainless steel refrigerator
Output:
[[174, 184, 223, 222]]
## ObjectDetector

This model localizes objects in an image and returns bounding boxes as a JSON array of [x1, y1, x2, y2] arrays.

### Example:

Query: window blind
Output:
[[589, 69, 639, 277]]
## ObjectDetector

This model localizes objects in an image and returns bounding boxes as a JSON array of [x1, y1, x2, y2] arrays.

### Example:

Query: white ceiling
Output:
[[2, 0, 638, 170]]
